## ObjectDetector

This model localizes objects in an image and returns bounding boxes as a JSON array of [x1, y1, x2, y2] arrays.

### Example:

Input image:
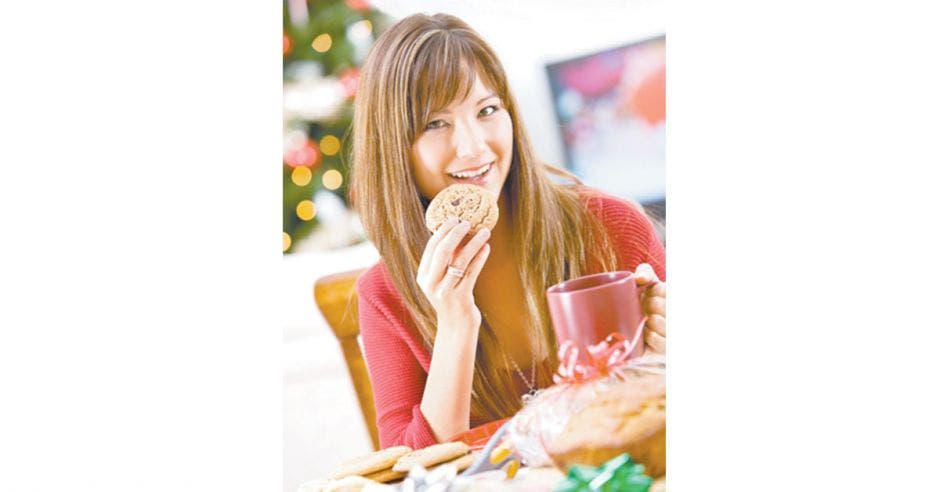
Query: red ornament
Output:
[[345, 0, 370, 11], [339, 67, 360, 98], [283, 33, 292, 55], [284, 139, 321, 169]]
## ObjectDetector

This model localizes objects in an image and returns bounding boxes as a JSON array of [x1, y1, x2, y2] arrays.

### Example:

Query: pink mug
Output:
[[546, 271, 648, 359]]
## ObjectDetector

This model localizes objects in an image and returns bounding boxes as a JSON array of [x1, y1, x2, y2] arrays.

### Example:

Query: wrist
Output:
[[435, 312, 479, 338], [436, 307, 478, 328]]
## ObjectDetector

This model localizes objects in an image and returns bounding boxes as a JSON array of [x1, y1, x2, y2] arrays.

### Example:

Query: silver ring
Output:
[[446, 265, 466, 278]]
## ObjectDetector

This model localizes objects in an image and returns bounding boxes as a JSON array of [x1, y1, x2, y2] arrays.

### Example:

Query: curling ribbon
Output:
[[553, 318, 665, 385]]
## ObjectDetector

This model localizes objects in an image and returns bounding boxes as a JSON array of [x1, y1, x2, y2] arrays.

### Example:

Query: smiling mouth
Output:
[[447, 162, 493, 180]]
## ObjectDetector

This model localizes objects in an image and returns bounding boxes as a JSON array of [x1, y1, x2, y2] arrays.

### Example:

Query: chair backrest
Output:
[[313, 268, 379, 450]]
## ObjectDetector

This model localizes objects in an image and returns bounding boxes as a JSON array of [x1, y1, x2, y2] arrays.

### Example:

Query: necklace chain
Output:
[[505, 351, 538, 395], [480, 311, 539, 395]]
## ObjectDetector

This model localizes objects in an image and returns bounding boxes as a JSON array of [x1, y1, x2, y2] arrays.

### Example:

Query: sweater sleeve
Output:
[[593, 194, 666, 281], [356, 272, 439, 449]]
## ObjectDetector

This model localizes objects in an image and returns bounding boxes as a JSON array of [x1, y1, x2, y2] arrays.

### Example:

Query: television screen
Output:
[[546, 35, 666, 215]]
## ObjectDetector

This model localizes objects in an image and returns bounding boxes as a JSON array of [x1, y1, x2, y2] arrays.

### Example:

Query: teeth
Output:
[[450, 163, 491, 179]]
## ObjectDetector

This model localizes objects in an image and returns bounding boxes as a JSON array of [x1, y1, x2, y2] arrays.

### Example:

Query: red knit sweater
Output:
[[355, 189, 666, 449]]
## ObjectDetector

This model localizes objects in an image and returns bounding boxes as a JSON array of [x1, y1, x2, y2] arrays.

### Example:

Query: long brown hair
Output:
[[350, 13, 620, 421]]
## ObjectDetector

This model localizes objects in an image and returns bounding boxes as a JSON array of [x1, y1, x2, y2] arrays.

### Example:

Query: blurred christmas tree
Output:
[[282, 0, 390, 253]]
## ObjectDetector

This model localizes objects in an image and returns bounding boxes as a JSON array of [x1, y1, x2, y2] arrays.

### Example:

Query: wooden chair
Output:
[[313, 268, 379, 450]]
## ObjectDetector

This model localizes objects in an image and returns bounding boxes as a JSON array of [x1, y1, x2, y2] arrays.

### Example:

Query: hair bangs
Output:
[[407, 32, 503, 139]]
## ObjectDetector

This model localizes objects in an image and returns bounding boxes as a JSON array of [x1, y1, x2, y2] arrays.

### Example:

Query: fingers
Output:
[[645, 329, 666, 354], [418, 217, 460, 277], [450, 227, 491, 269], [634, 263, 659, 285], [644, 295, 666, 317], [647, 281, 666, 299], [426, 220, 472, 284], [639, 275, 666, 347], [647, 313, 666, 337], [455, 242, 490, 290]]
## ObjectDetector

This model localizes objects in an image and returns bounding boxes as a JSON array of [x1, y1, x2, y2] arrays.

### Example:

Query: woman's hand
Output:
[[635, 263, 666, 354], [416, 217, 492, 330]]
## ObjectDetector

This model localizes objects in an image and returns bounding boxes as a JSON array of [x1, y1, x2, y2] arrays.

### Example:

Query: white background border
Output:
[[2, 1, 939, 490]]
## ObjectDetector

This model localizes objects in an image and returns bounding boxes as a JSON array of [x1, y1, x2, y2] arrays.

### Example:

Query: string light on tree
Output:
[[319, 135, 341, 156], [322, 169, 343, 190], [291, 166, 313, 186], [311, 33, 332, 53], [296, 200, 317, 221], [283, 232, 292, 252]]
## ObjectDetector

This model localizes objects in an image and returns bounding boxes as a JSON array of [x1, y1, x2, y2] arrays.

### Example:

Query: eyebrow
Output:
[[432, 93, 499, 115]]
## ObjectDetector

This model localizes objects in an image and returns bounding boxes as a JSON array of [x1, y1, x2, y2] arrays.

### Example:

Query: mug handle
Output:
[[627, 314, 648, 358]]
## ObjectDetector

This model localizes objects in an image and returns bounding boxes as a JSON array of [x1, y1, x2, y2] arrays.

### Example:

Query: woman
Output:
[[349, 13, 666, 449]]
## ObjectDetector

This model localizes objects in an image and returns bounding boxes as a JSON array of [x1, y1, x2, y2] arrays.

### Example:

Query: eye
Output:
[[479, 105, 500, 117], [424, 119, 448, 131]]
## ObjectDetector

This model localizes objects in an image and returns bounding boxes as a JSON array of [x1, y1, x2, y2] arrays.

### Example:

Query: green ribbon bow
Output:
[[554, 453, 653, 492]]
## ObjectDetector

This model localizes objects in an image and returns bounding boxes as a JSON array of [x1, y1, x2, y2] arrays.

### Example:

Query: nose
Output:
[[453, 120, 487, 160]]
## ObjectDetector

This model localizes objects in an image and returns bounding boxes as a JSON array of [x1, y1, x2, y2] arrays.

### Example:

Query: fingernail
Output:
[[478, 227, 490, 237], [459, 220, 471, 229], [446, 217, 459, 226]]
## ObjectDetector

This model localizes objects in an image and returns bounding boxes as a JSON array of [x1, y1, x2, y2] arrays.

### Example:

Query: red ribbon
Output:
[[552, 317, 647, 385]]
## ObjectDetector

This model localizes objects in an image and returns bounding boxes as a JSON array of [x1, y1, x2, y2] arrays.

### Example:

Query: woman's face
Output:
[[410, 74, 513, 202]]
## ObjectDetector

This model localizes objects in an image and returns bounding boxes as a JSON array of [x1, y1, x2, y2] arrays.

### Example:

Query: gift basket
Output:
[[503, 270, 667, 480]]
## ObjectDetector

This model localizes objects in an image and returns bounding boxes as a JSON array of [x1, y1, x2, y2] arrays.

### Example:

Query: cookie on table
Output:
[[366, 453, 479, 483], [425, 184, 499, 234], [392, 441, 471, 472], [363, 467, 408, 483], [368, 450, 477, 483], [427, 450, 478, 473], [328, 445, 412, 480]]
